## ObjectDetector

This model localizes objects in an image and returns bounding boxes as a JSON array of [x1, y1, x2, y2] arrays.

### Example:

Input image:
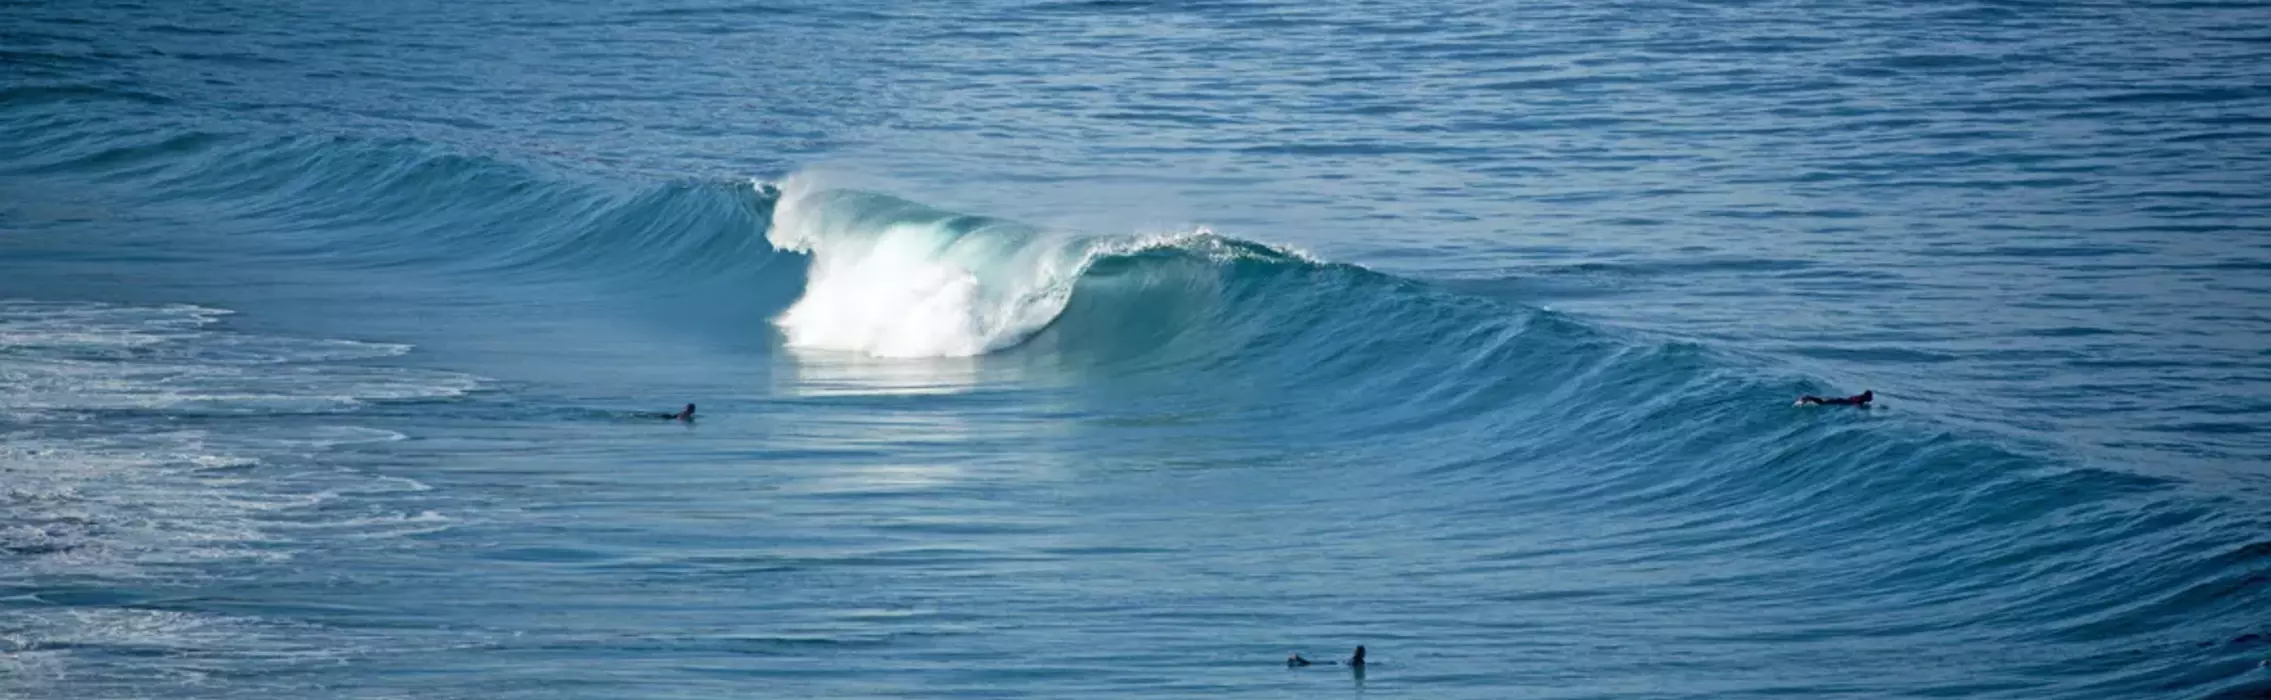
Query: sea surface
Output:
[[4, 0, 2270, 698]]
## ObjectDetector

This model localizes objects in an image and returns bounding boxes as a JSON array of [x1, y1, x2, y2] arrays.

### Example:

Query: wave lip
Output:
[[760, 179, 1323, 360], [763, 180, 1094, 358]]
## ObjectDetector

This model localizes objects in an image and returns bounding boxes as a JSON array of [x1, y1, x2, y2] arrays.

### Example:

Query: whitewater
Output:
[[5, 0, 2271, 699]]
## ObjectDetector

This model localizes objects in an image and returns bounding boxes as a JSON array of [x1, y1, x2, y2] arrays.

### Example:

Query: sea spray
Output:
[[758, 178, 1328, 359], [762, 179, 1090, 358]]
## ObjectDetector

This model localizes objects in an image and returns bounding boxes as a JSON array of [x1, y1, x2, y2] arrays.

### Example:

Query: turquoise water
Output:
[[5, 0, 2270, 698]]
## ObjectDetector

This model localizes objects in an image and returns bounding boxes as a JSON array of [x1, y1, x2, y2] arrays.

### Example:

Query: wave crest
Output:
[[762, 179, 1302, 358]]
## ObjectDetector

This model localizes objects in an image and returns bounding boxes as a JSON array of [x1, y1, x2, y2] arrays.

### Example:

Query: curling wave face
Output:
[[764, 181, 1086, 357], [762, 179, 1322, 359]]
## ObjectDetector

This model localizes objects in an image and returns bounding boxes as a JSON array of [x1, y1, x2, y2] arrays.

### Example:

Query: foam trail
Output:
[[763, 178, 1090, 358]]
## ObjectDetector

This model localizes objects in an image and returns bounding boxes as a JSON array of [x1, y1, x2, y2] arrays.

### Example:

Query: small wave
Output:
[[372, 475, 432, 492], [0, 83, 175, 108]]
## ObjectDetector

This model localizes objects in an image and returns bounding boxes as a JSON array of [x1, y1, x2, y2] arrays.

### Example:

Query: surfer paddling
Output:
[[1795, 390, 1873, 407], [1286, 645, 1366, 668], [660, 403, 695, 421]]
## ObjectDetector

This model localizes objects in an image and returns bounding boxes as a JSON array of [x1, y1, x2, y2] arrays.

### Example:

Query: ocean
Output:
[[4, 0, 2269, 698]]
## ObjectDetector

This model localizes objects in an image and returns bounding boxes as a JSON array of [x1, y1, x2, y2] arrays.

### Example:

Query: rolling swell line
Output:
[[811, 190, 2271, 683], [2, 111, 784, 286], [7, 116, 2267, 688]]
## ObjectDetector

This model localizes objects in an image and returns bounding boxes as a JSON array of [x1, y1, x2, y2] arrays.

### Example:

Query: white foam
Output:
[[0, 432, 279, 576], [0, 606, 362, 697], [0, 301, 475, 413], [765, 179, 1166, 358], [208, 425, 410, 450], [758, 179, 1330, 359], [373, 475, 433, 492], [765, 179, 1079, 357], [0, 357, 477, 413], [0, 300, 464, 582], [0, 425, 465, 580]]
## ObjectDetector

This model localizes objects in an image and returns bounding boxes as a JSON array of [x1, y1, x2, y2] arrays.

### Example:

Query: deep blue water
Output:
[[5, 0, 2271, 698]]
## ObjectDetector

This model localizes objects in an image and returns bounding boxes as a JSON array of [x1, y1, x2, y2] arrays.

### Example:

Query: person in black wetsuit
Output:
[[1797, 390, 1872, 407], [661, 403, 695, 421], [1287, 646, 1366, 668]]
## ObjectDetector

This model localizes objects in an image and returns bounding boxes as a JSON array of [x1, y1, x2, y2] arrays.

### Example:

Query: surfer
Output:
[[1796, 390, 1872, 407], [1286, 646, 1366, 668], [661, 403, 695, 421]]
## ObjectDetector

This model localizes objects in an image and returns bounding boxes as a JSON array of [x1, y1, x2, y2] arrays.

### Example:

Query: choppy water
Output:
[[5, 0, 2271, 698]]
